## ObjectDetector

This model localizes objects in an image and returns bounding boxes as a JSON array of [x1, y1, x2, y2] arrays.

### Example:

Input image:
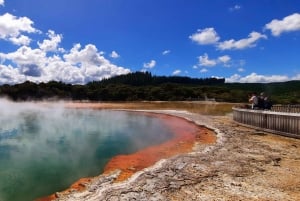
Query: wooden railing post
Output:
[[233, 106, 300, 139]]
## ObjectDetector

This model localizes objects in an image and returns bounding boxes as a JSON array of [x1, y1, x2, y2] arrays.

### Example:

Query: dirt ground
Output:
[[43, 103, 300, 201]]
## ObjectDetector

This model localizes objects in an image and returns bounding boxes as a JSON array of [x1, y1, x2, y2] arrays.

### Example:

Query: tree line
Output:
[[0, 72, 299, 104], [98, 71, 225, 86]]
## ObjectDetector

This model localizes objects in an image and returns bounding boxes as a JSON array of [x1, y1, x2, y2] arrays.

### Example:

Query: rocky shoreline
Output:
[[49, 110, 300, 201]]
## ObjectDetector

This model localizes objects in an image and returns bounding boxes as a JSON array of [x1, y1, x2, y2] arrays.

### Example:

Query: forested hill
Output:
[[96, 72, 225, 86], [0, 72, 299, 104]]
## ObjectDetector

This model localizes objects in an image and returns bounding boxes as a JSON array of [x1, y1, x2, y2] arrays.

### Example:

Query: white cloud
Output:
[[226, 73, 289, 83], [64, 44, 108, 66], [218, 31, 267, 50], [42, 55, 85, 84], [0, 13, 37, 41], [9, 35, 31, 46], [62, 44, 130, 83], [0, 41, 131, 84], [0, 0, 4, 6], [198, 53, 217, 67], [292, 74, 300, 80], [143, 60, 156, 69], [189, 28, 220, 45], [200, 68, 208, 73], [225, 74, 241, 83], [38, 30, 63, 52], [0, 64, 26, 85], [110, 51, 120, 58], [172, 69, 181, 75], [238, 68, 245, 72], [198, 53, 231, 67], [229, 5, 241, 12], [218, 55, 231, 67], [265, 13, 300, 36], [2, 46, 46, 67], [162, 50, 171, 55], [218, 55, 231, 64], [190, 28, 266, 51], [0, 11, 130, 85]]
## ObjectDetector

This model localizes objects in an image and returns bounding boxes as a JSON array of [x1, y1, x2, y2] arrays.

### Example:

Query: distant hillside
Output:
[[95, 71, 225, 86], [0, 72, 299, 104], [224, 80, 300, 104]]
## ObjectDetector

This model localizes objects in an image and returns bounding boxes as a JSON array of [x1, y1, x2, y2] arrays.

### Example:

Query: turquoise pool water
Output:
[[0, 104, 173, 201]]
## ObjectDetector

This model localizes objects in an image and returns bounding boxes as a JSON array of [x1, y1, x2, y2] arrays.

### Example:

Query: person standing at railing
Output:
[[264, 95, 272, 110], [258, 92, 265, 109], [259, 92, 273, 110], [249, 92, 258, 109]]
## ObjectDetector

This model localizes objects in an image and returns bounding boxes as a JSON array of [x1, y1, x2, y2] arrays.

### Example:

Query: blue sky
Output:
[[0, 0, 300, 84]]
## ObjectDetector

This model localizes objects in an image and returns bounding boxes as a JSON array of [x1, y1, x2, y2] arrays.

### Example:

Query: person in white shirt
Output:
[[249, 92, 258, 109]]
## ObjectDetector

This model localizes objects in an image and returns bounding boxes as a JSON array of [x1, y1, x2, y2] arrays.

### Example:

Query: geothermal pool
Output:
[[0, 101, 174, 201]]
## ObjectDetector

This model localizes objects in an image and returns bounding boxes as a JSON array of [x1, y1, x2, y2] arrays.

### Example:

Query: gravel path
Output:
[[54, 110, 300, 201]]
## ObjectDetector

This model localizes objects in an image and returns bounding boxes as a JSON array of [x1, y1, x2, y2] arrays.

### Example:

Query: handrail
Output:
[[271, 105, 300, 113], [233, 107, 300, 139]]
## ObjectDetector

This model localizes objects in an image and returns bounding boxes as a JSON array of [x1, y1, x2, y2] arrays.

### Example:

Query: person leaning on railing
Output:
[[248, 92, 272, 110], [249, 92, 258, 109], [259, 92, 273, 110]]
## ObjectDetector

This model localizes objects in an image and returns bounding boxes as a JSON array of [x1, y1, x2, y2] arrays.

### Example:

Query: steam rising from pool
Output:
[[0, 99, 173, 201]]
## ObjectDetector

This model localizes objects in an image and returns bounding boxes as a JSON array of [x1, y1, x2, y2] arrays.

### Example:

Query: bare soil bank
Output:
[[42, 103, 300, 201]]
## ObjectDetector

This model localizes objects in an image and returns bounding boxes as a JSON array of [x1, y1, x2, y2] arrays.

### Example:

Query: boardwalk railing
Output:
[[271, 105, 300, 113], [233, 106, 300, 139]]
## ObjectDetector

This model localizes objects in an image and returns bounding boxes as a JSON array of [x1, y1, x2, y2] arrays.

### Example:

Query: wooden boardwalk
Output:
[[271, 105, 300, 113], [233, 105, 300, 139]]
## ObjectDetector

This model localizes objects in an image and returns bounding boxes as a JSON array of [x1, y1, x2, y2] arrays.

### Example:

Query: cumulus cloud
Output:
[[265, 13, 300, 36], [20, 64, 42, 77], [218, 31, 267, 50], [218, 55, 231, 64], [0, 45, 52, 83], [0, 0, 4, 6], [225, 73, 290, 83], [64, 44, 109, 66], [2, 46, 46, 66], [189, 28, 220, 45], [143, 60, 156, 69], [198, 53, 231, 67], [0, 13, 37, 43], [162, 50, 170, 55], [200, 68, 208, 73], [0, 11, 130, 85], [9, 35, 31, 46], [0, 42, 130, 84], [172, 70, 181, 75], [38, 30, 63, 52], [62, 44, 130, 83], [190, 28, 266, 51], [0, 64, 26, 85], [198, 53, 217, 67], [110, 51, 120, 58]]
